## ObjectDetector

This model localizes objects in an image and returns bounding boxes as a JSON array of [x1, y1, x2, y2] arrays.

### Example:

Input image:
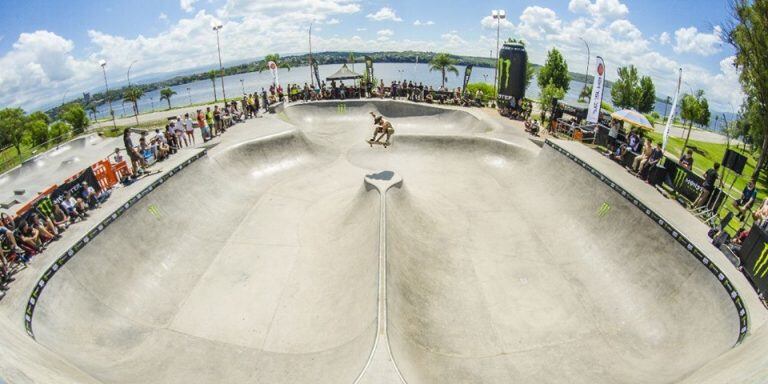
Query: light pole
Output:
[[483, 74, 488, 83], [212, 22, 227, 102], [578, 37, 590, 99], [240, 79, 245, 95], [127, 59, 138, 87], [187, 87, 192, 105], [99, 59, 117, 130], [150, 96, 154, 112], [309, 21, 315, 87], [491, 9, 506, 101]]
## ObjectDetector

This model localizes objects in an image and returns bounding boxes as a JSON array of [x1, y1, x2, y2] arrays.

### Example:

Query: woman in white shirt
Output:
[[184, 113, 195, 145]]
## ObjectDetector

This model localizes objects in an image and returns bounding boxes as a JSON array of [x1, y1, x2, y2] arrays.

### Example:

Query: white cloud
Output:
[[366, 7, 402, 22], [673, 25, 722, 56], [442, 31, 467, 47], [356, 27, 367, 32], [480, 15, 514, 30], [326, 18, 340, 25], [659, 31, 670, 45], [159, 13, 168, 21], [413, 20, 434, 26], [568, 0, 628, 21], [377, 29, 394, 41], [180, 0, 197, 13], [516, 6, 562, 40]]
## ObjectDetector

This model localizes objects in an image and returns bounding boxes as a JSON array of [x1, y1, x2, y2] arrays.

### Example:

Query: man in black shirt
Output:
[[691, 163, 720, 209]]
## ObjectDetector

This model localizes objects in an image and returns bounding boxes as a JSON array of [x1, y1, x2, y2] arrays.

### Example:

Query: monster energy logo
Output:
[[147, 204, 162, 218], [673, 168, 686, 188], [597, 202, 611, 217], [36, 197, 54, 217], [337, 103, 347, 114], [752, 243, 768, 278], [498, 58, 512, 89]]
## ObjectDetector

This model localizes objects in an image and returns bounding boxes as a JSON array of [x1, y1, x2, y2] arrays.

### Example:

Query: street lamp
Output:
[[491, 9, 506, 101], [578, 37, 590, 98], [212, 22, 227, 102], [127, 59, 138, 87], [99, 59, 117, 130], [150, 96, 154, 111], [240, 79, 245, 95], [187, 87, 192, 105]]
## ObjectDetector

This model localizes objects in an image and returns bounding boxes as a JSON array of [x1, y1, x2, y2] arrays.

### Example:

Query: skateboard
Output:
[[367, 139, 389, 148]]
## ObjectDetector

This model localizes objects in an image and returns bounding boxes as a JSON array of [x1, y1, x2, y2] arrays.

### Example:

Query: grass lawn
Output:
[[642, 131, 766, 234]]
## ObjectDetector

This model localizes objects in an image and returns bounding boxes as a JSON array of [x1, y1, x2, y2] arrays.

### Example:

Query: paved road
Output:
[[1, 101, 766, 383]]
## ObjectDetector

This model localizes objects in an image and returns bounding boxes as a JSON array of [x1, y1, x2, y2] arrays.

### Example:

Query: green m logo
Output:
[[36, 197, 54, 217], [337, 103, 347, 114], [498, 58, 512, 89], [147, 204, 162, 219], [597, 202, 611, 217], [674, 168, 686, 188], [753, 243, 768, 278]]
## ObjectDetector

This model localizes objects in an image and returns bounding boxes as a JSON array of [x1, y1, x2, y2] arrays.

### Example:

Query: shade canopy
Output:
[[326, 64, 363, 81], [610, 109, 653, 130]]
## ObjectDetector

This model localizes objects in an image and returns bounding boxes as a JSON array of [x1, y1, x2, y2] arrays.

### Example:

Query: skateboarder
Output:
[[369, 112, 394, 147]]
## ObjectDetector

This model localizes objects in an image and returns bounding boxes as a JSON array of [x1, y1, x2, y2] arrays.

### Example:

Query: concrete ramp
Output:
[[3, 101, 765, 383]]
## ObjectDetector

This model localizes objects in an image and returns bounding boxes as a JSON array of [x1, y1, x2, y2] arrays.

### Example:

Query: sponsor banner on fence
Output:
[[739, 225, 768, 294]]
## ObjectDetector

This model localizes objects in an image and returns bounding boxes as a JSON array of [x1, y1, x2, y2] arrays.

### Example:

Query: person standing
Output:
[[205, 107, 216, 137], [261, 88, 269, 113], [184, 113, 195, 145], [691, 163, 720, 209], [196, 109, 210, 142], [679, 149, 694, 170]]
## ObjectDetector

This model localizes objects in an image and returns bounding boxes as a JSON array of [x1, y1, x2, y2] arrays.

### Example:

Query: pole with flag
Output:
[[663, 68, 683, 152]]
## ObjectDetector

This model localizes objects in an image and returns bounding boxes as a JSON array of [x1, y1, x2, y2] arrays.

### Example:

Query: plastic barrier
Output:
[[15, 185, 57, 216]]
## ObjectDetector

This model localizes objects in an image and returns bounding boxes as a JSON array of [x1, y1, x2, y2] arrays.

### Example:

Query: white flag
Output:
[[586, 56, 605, 124], [663, 68, 682, 152]]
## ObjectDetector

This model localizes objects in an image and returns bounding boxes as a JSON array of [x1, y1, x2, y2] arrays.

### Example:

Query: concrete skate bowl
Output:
[[13, 101, 764, 383]]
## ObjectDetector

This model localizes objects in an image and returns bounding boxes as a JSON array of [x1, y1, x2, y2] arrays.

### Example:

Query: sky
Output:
[[0, 0, 742, 113]]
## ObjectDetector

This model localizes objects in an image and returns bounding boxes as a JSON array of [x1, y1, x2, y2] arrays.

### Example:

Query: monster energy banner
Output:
[[462, 65, 473, 96], [50, 167, 101, 206], [586, 56, 605, 123], [739, 225, 768, 294], [662, 157, 725, 211], [311, 59, 321, 89]]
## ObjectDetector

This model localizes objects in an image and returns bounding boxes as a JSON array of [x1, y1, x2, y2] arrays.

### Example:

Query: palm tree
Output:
[[429, 53, 459, 88], [208, 70, 218, 102], [257, 53, 292, 72], [160, 88, 177, 110], [123, 87, 144, 125], [86, 103, 98, 122]]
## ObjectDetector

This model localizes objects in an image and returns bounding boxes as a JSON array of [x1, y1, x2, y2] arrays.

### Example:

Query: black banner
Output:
[[462, 65, 473, 97], [662, 158, 725, 211], [739, 225, 768, 294], [311, 58, 321, 89], [50, 167, 101, 206]]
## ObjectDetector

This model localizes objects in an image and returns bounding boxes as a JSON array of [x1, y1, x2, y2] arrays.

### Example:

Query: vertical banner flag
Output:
[[586, 56, 605, 123], [268, 61, 279, 88], [663, 68, 683, 152], [311, 59, 321, 88], [365, 56, 374, 86], [462, 65, 474, 97]]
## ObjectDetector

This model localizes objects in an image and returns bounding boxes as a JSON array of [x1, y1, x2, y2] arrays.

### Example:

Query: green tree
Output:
[[159, 88, 176, 110], [697, 97, 711, 126], [0, 108, 28, 159], [209, 70, 218, 102], [638, 76, 656, 113], [28, 111, 51, 125], [60, 104, 89, 134], [727, 0, 768, 180], [123, 87, 144, 124], [540, 81, 566, 120], [679, 90, 709, 154], [257, 54, 292, 73], [26, 117, 49, 147], [48, 121, 72, 144], [429, 53, 459, 88], [611, 65, 640, 109], [537, 48, 570, 93], [578, 84, 592, 102]]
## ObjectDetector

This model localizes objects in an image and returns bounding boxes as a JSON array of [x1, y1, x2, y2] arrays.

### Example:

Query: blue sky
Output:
[[0, 0, 741, 111]]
